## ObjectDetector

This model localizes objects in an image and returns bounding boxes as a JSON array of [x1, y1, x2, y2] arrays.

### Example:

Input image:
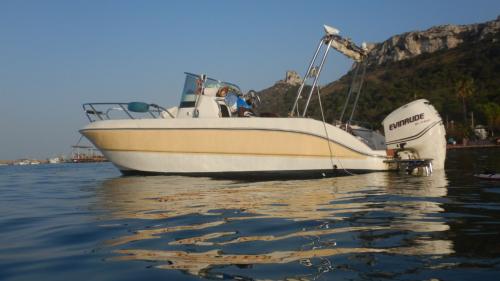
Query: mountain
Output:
[[257, 17, 500, 139], [365, 16, 500, 66]]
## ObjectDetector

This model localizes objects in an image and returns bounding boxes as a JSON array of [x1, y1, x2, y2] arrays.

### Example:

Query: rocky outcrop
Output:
[[366, 16, 500, 65], [276, 70, 302, 86]]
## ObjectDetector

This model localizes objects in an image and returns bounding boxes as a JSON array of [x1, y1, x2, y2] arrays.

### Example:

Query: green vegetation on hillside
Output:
[[260, 33, 500, 140]]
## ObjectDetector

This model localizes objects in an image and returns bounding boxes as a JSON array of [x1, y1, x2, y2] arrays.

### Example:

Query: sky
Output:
[[1, 0, 499, 160]]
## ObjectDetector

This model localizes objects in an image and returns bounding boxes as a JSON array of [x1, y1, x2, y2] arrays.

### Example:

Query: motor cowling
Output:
[[382, 99, 446, 170]]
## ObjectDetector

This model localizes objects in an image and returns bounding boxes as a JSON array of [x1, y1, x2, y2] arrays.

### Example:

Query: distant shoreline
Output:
[[1, 145, 497, 165], [0, 159, 49, 165], [0, 155, 107, 165], [447, 144, 499, 150], [0, 144, 500, 165]]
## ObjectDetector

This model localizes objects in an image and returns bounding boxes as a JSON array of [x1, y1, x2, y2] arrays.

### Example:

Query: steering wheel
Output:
[[247, 90, 261, 107]]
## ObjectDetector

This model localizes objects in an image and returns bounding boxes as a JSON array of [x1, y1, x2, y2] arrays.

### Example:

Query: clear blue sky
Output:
[[1, 0, 499, 160]]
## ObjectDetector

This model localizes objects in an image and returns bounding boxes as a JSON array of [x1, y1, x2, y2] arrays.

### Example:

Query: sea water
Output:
[[0, 149, 499, 281]]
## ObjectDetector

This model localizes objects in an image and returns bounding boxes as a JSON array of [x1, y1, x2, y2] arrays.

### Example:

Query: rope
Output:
[[348, 60, 368, 125], [316, 86, 355, 176], [339, 62, 360, 124]]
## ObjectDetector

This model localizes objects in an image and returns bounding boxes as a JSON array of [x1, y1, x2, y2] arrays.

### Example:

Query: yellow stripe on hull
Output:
[[82, 129, 366, 159]]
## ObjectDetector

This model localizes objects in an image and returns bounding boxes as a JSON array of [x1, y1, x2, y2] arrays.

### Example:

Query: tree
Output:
[[455, 77, 475, 124], [481, 102, 500, 136]]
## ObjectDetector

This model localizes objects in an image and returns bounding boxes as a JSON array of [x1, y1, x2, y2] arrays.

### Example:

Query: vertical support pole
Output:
[[89, 104, 103, 121], [302, 41, 331, 117], [289, 38, 325, 117], [193, 74, 207, 118]]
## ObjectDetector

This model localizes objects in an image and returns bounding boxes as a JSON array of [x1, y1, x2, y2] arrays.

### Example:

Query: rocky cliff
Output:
[[366, 16, 500, 65]]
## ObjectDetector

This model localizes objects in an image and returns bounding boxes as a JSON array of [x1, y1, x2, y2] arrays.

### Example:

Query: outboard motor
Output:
[[382, 99, 446, 174]]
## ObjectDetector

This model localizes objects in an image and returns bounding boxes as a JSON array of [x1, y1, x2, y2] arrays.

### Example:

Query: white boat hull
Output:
[[103, 151, 389, 176], [80, 117, 391, 178]]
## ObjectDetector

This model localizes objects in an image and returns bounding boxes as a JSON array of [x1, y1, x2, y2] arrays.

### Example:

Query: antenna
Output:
[[323, 25, 340, 36]]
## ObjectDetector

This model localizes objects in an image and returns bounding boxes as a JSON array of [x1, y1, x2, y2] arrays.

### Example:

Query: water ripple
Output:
[[1, 149, 499, 280]]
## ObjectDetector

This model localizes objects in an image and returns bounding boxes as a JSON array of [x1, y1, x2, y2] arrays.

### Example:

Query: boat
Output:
[[14, 159, 31, 166], [70, 145, 108, 163], [474, 171, 500, 180], [79, 25, 447, 179], [48, 157, 62, 164]]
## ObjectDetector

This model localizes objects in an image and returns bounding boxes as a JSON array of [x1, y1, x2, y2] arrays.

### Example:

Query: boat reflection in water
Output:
[[98, 171, 452, 279]]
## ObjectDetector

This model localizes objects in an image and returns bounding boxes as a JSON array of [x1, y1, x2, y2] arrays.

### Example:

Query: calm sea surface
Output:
[[1, 149, 499, 281]]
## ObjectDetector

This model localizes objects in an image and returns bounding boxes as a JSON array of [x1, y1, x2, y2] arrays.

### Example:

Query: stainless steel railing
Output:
[[82, 102, 174, 122]]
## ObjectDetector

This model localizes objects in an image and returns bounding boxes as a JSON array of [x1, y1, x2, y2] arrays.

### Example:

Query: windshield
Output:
[[179, 73, 242, 108]]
